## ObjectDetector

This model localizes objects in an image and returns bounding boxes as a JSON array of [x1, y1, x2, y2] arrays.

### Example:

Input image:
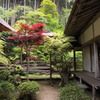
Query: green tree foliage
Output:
[[37, 0, 61, 32], [0, 5, 33, 24], [13, 20, 27, 30], [0, 55, 11, 68], [60, 8, 71, 25], [11, 5, 33, 19], [0, 39, 5, 54], [0, 31, 20, 62], [43, 33, 74, 54], [0, 37, 11, 67], [38, 0, 59, 18], [25, 10, 47, 25], [0, 6, 8, 19]]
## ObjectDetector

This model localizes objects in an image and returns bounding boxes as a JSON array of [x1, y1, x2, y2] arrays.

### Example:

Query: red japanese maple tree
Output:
[[8, 23, 46, 80], [8, 23, 46, 59], [8, 23, 45, 45]]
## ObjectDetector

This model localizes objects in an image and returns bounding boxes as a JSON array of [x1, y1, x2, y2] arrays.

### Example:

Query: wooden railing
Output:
[[22, 61, 50, 67], [0, 61, 50, 73]]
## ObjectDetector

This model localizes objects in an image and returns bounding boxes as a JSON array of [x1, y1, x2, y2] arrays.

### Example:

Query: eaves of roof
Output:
[[0, 18, 16, 32], [64, 0, 100, 38]]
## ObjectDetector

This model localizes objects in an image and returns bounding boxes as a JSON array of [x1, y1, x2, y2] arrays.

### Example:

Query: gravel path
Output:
[[36, 81, 60, 100]]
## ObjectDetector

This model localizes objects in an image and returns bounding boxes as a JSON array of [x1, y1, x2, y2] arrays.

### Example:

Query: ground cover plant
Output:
[[60, 82, 92, 100]]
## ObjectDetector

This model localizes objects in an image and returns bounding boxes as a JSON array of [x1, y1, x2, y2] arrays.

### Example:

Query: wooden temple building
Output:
[[64, 0, 100, 100]]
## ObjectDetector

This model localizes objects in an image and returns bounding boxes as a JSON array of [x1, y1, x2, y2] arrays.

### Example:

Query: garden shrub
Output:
[[18, 81, 40, 100], [60, 82, 92, 100], [0, 69, 13, 81], [29, 72, 42, 75], [14, 65, 23, 73], [0, 81, 16, 100], [20, 71, 27, 76]]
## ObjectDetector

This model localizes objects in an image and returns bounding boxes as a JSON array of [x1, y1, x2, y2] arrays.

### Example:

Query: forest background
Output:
[[0, 0, 74, 32]]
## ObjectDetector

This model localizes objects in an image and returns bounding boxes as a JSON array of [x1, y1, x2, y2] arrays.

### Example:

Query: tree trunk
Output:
[[11, 13, 16, 26], [34, 0, 37, 10], [24, 0, 26, 16], [50, 53, 53, 85], [59, 55, 69, 86], [26, 46, 30, 81], [59, 67, 69, 86], [11, 0, 16, 26], [20, 47, 23, 65]]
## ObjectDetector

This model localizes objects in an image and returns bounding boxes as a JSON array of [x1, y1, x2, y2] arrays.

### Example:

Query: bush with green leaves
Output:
[[20, 72, 27, 76], [0, 69, 13, 81], [14, 65, 23, 73], [0, 81, 16, 100], [18, 81, 40, 100], [60, 82, 92, 100]]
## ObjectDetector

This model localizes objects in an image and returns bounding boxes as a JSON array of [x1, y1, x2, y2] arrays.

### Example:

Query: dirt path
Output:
[[36, 81, 60, 100]]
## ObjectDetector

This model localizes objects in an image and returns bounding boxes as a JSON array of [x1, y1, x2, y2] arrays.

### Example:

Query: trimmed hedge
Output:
[[0, 81, 16, 100], [18, 81, 40, 100]]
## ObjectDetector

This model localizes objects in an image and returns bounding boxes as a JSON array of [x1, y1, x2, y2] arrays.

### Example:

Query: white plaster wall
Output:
[[91, 56, 95, 72], [78, 17, 100, 44], [84, 25, 93, 43], [94, 17, 100, 37], [91, 45, 95, 72], [82, 46, 91, 72]]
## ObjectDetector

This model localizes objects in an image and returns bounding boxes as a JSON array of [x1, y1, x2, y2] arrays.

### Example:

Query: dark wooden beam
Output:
[[80, 1, 100, 13], [85, 0, 98, 6], [76, 16, 93, 24], [77, 6, 100, 18], [67, 21, 88, 35], [81, 11, 100, 34]]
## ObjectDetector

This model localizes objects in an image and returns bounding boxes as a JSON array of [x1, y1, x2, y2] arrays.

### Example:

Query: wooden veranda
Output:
[[74, 71, 100, 100]]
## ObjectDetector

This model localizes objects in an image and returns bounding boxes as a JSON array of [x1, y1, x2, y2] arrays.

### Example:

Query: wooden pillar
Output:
[[93, 42, 99, 78], [79, 78, 82, 84], [92, 86, 96, 100], [73, 49, 76, 71]]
